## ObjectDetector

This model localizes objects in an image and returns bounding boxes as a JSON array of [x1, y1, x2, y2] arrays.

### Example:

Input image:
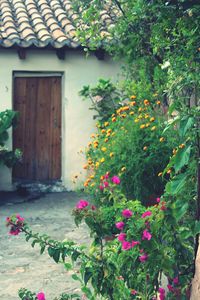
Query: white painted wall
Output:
[[0, 49, 120, 191]]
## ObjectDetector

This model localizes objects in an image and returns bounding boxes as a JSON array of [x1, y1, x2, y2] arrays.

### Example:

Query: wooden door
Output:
[[13, 76, 61, 181]]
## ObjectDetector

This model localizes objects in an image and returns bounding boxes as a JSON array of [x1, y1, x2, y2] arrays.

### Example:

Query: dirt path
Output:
[[0, 192, 90, 300]]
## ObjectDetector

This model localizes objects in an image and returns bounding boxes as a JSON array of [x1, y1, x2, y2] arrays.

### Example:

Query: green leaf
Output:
[[52, 249, 60, 263], [174, 145, 191, 172], [165, 173, 187, 195], [72, 274, 82, 282], [194, 221, 200, 235], [173, 202, 189, 221], [162, 116, 180, 134], [179, 116, 194, 138], [40, 244, 46, 254], [84, 268, 93, 285], [48, 247, 55, 257]]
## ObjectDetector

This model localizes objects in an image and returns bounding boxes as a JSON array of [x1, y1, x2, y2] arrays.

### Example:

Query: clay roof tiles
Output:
[[0, 0, 115, 49]]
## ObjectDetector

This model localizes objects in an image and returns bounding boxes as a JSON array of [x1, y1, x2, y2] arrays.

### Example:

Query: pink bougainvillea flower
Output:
[[156, 197, 161, 203], [142, 229, 152, 240], [122, 241, 132, 250], [118, 233, 126, 242], [167, 284, 174, 292], [141, 211, 152, 218], [103, 181, 109, 188], [131, 240, 140, 247], [36, 292, 46, 300], [139, 253, 148, 262], [16, 214, 25, 222], [111, 176, 120, 185], [173, 276, 179, 285], [122, 209, 133, 218], [76, 199, 89, 209], [9, 228, 20, 236], [158, 287, 165, 300], [115, 221, 125, 230], [99, 185, 104, 191], [130, 289, 137, 295]]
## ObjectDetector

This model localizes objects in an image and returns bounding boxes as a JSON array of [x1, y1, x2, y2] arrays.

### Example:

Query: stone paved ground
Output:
[[0, 192, 90, 300]]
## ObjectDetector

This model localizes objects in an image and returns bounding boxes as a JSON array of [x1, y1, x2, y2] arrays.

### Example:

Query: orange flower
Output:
[[138, 107, 143, 112], [140, 124, 146, 129], [130, 95, 136, 99], [144, 99, 150, 106], [84, 182, 88, 187], [179, 143, 185, 149], [90, 133, 96, 138], [101, 129, 106, 134], [104, 138, 109, 143], [167, 169, 172, 174], [130, 101, 136, 106], [112, 117, 116, 122], [83, 164, 88, 169], [156, 100, 161, 105]]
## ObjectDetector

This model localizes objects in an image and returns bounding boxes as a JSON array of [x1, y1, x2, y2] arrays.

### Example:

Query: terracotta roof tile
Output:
[[0, 0, 115, 49]]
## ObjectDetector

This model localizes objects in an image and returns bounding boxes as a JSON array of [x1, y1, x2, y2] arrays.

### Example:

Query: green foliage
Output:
[[0, 110, 22, 168], [80, 79, 122, 121], [82, 96, 176, 204]]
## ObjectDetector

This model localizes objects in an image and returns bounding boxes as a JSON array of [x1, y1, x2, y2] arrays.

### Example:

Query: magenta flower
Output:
[[9, 228, 20, 236], [158, 287, 165, 300], [16, 214, 25, 222], [139, 253, 148, 262], [118, 233, 126, 242], [142, 229, 152, 240], [104, 173, 110, 179], [99, 185, 104, 191], [91, 205, 96, 210], [122, 241, 132, 250], [111, 175, 120, 185], [122, 209, 133, 218], [36, 292, 46, 300], [167, 284, 174, 292], [76, 199, 89, 209], [103, 181, 109, 188], [141, 211, 152, 218], [131, 240, 140, 247], [115, 221, 125, 231], [173, 276, 179, 285], [130, 289, 137, 295], [156, 197, 161, 203]]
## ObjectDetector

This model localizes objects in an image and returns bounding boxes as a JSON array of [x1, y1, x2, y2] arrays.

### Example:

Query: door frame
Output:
[[12, 71, 64, 183]]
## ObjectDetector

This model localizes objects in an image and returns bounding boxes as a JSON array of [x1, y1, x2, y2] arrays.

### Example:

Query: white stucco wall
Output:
[[0, 49, 120, 191]]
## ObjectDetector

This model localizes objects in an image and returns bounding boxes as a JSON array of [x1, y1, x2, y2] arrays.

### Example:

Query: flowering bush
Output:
[[81, 96, 176, 204]]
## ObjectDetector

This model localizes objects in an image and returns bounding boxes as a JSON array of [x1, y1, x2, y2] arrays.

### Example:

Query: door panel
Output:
[[13, 76, 61, 181]]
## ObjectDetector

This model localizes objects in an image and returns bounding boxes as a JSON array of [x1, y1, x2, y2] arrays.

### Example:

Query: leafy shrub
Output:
[[82, 95, 176, 204], [0, 110, 22, 168]]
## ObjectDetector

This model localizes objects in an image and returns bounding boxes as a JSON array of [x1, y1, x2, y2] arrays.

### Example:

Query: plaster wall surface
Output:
[[0, 49, 120, 191]]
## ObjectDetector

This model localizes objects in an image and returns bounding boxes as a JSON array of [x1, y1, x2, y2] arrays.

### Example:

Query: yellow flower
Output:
[[121, 166, 126, 172], [153, 93, 158, 97], [158, 172, 163, 177], [156, 100, 161, 105], [138, 107, 143, 112], [93, 143, 98, 149], [90, 133, 95, 138], [130, 95, 136, 99], [167, 169, 172, 174], [88, 142, 92, 147], [112, 117, 117, 122], [159, 137, 165, 142], [112, 114, 115, 117], [101, 129, 106, 134], [144, 99, 150, 106], [101, 158, 105, 163], [129, 111, 134, 115], [150, 117, 155, 122], [110, 152, 114, 158], [100, 175, 104, 180], [107, 129, 112, 134], [104, 122, 109, 127], [145, 114, 149, 119], [134, 118, 139, 123], [122, 106, 129, 111], [90, 175, 94, 179], [90, 183, 95, 187], [106, 133, 111, 137], [121, 114, 127, 118], [95, 162, 100, 168], [143, 146, 148, 151], [101, 147, 107, 152], [140, 124, 146, 129], [111, 132, 115, 136], [104, 138, 109, 143], [151, 126, 156, 131], [145, 123, 150, 128], [138, 114, 143, 119]]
